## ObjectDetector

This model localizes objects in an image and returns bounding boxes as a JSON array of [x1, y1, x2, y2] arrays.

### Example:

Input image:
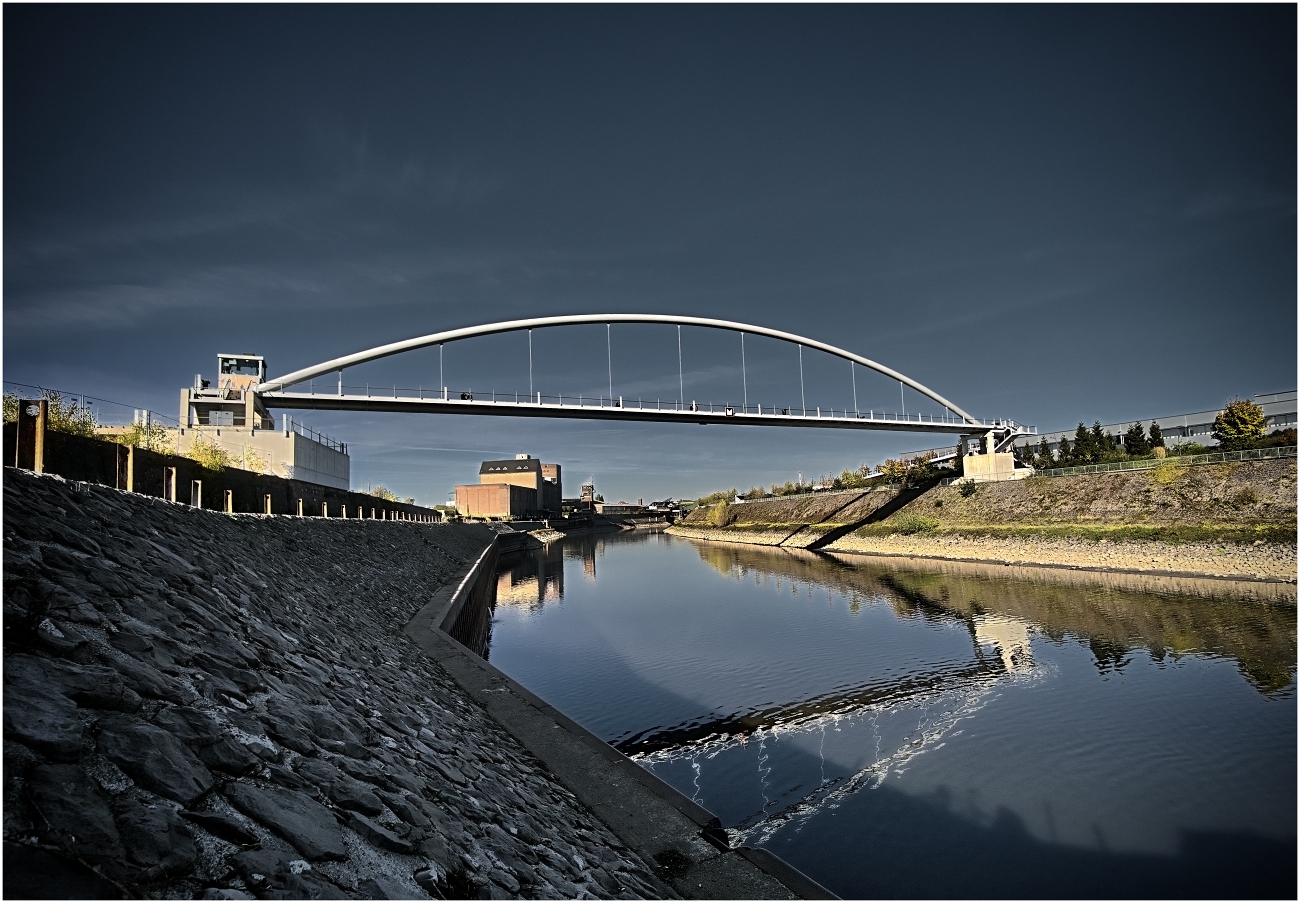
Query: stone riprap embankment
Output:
[[3, 468, 672, 900]]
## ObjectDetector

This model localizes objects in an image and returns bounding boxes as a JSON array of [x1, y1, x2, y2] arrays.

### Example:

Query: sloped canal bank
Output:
[[3, 469, 813, 900], [485, 532, 1297, 899]]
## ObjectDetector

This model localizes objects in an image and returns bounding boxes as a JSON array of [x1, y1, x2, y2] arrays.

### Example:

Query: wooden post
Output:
[[14, 399, 46, 472], [164, 467, 177, 502], [223, 489, 234, 513], [264, 494, 272, 514]]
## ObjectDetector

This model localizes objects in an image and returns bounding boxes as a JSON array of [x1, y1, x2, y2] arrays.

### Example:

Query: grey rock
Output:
[[335, 755, 392, 788], [96, 717, 216, 805], [347, 811, 415, 854], [181, 809, 262, 846], [232, 848, 347, 900], [198, 736, 264, 776], [109, 630, 155, 658], [114, 796, 199, 876], [309, 708, 361, 744], [154, 705, 224, 747], [414, 867, 441, 897], [320, 738, 372, 759], [268, 763, 318, 794], [292, 756, 343, 786], [489, 868, 521, 894], [379, 790, 433, 829], [262, 699, 317, 755], [328, 773, 384, 816], [418, 832, 461, 877], [3, 680, 85, 760], [26, 763, 125, 868], [358, 876, 416, 900], [202, 889, 256, 900], [34, 618, 89, 656], [224, 783, 347, 861], [6, 653, 141, 712], [107, 652, 193, 704], [591, 866, 624, 895], [430, 760, 469, 787]]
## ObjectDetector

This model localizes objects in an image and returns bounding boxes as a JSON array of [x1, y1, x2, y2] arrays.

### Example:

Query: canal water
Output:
[[484, 532, 1296, 899]]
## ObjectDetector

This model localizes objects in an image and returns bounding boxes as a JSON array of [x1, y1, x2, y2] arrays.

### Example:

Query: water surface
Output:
[[485, 532, 1296, 899]]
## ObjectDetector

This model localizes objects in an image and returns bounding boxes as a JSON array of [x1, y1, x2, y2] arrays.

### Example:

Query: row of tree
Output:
[[1024, 398, 1289, 468], [1024, 420, 1165, 469]]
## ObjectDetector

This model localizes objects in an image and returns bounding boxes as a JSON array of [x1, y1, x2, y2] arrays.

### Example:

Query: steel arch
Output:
[[256, 314, 979, 424]]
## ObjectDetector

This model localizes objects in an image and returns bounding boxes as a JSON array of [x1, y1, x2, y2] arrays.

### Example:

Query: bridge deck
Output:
[[258, 391, 1033, 435]]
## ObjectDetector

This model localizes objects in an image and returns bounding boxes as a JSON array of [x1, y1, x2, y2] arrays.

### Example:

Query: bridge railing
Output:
[[280, 381, 1033, 431]]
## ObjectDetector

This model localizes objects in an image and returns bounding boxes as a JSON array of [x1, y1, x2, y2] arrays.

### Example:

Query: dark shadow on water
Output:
[[762, 775, 1297, 899]]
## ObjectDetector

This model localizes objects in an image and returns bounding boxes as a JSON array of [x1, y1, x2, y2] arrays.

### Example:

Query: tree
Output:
[[1212, 398, 1266, 450], [369, 485, 399, 501], [1148, 421, 1164, 448], [1091, 421, 1108, 457], [1056, 435, 1072, 465], [1036, 438, 1053, 468], [1072, 423, 1093, 464], [1123, 422, 1150, 456]]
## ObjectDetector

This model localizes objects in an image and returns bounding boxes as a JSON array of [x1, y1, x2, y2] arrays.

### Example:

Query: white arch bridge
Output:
[[254, 315, 1035, 444]]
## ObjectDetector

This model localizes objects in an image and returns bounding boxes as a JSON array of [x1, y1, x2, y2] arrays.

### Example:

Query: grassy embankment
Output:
[[674, 458, 1296, 545]]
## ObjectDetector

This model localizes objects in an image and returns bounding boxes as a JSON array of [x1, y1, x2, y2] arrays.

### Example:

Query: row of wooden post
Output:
[[12, 398, 436, 522]]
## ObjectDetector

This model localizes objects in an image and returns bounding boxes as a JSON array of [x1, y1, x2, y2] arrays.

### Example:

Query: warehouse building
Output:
[[454, 454, 562, 519], [1014, 390, 1296, 456]]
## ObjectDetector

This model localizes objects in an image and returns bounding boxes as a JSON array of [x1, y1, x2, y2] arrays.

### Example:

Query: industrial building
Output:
[[1013, 390, 1296, 456], [454, 454, 563, 519], [177, 354, 351, 490]]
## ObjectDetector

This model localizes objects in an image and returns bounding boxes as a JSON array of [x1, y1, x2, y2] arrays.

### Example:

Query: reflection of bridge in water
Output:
[[254, 315, 1036, 448]]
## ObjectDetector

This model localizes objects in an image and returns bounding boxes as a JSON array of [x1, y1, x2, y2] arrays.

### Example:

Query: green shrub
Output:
[[2, 390, 97, 436], [891, 513, 939, 535], [706, 500, 735, 527], [185, 434, 231, 471], [958, 479, 978, 498], [1231, 487, 1260, 507], [1150, 460, 1188, 484], [697, 489, 737, 507], [108, 420, 177, 453]]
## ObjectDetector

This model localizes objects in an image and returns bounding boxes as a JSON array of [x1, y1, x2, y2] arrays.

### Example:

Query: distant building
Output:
[[595, 501, 646, 515], [178, 354, 350, 490], [454, 454, 562, 518], [1013, 390, 1297, 456]]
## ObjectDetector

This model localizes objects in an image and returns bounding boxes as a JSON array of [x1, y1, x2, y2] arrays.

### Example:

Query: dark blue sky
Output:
[[5, 5, 1295, 503]]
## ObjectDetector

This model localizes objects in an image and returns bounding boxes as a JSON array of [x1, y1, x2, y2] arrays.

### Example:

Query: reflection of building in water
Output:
[[973, 615, 1034, 673], [494, 544, 565, 608], [581, 543, 596, 580]]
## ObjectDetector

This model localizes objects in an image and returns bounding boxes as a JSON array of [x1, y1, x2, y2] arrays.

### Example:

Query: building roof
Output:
[[480, 458, 542, 475]]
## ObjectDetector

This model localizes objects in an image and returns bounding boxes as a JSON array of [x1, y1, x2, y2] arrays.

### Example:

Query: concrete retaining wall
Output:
[[405, 532, 835, 900]]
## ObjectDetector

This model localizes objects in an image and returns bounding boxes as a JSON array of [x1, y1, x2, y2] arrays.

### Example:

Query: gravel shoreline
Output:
[[667, 525, 1297, 582]]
